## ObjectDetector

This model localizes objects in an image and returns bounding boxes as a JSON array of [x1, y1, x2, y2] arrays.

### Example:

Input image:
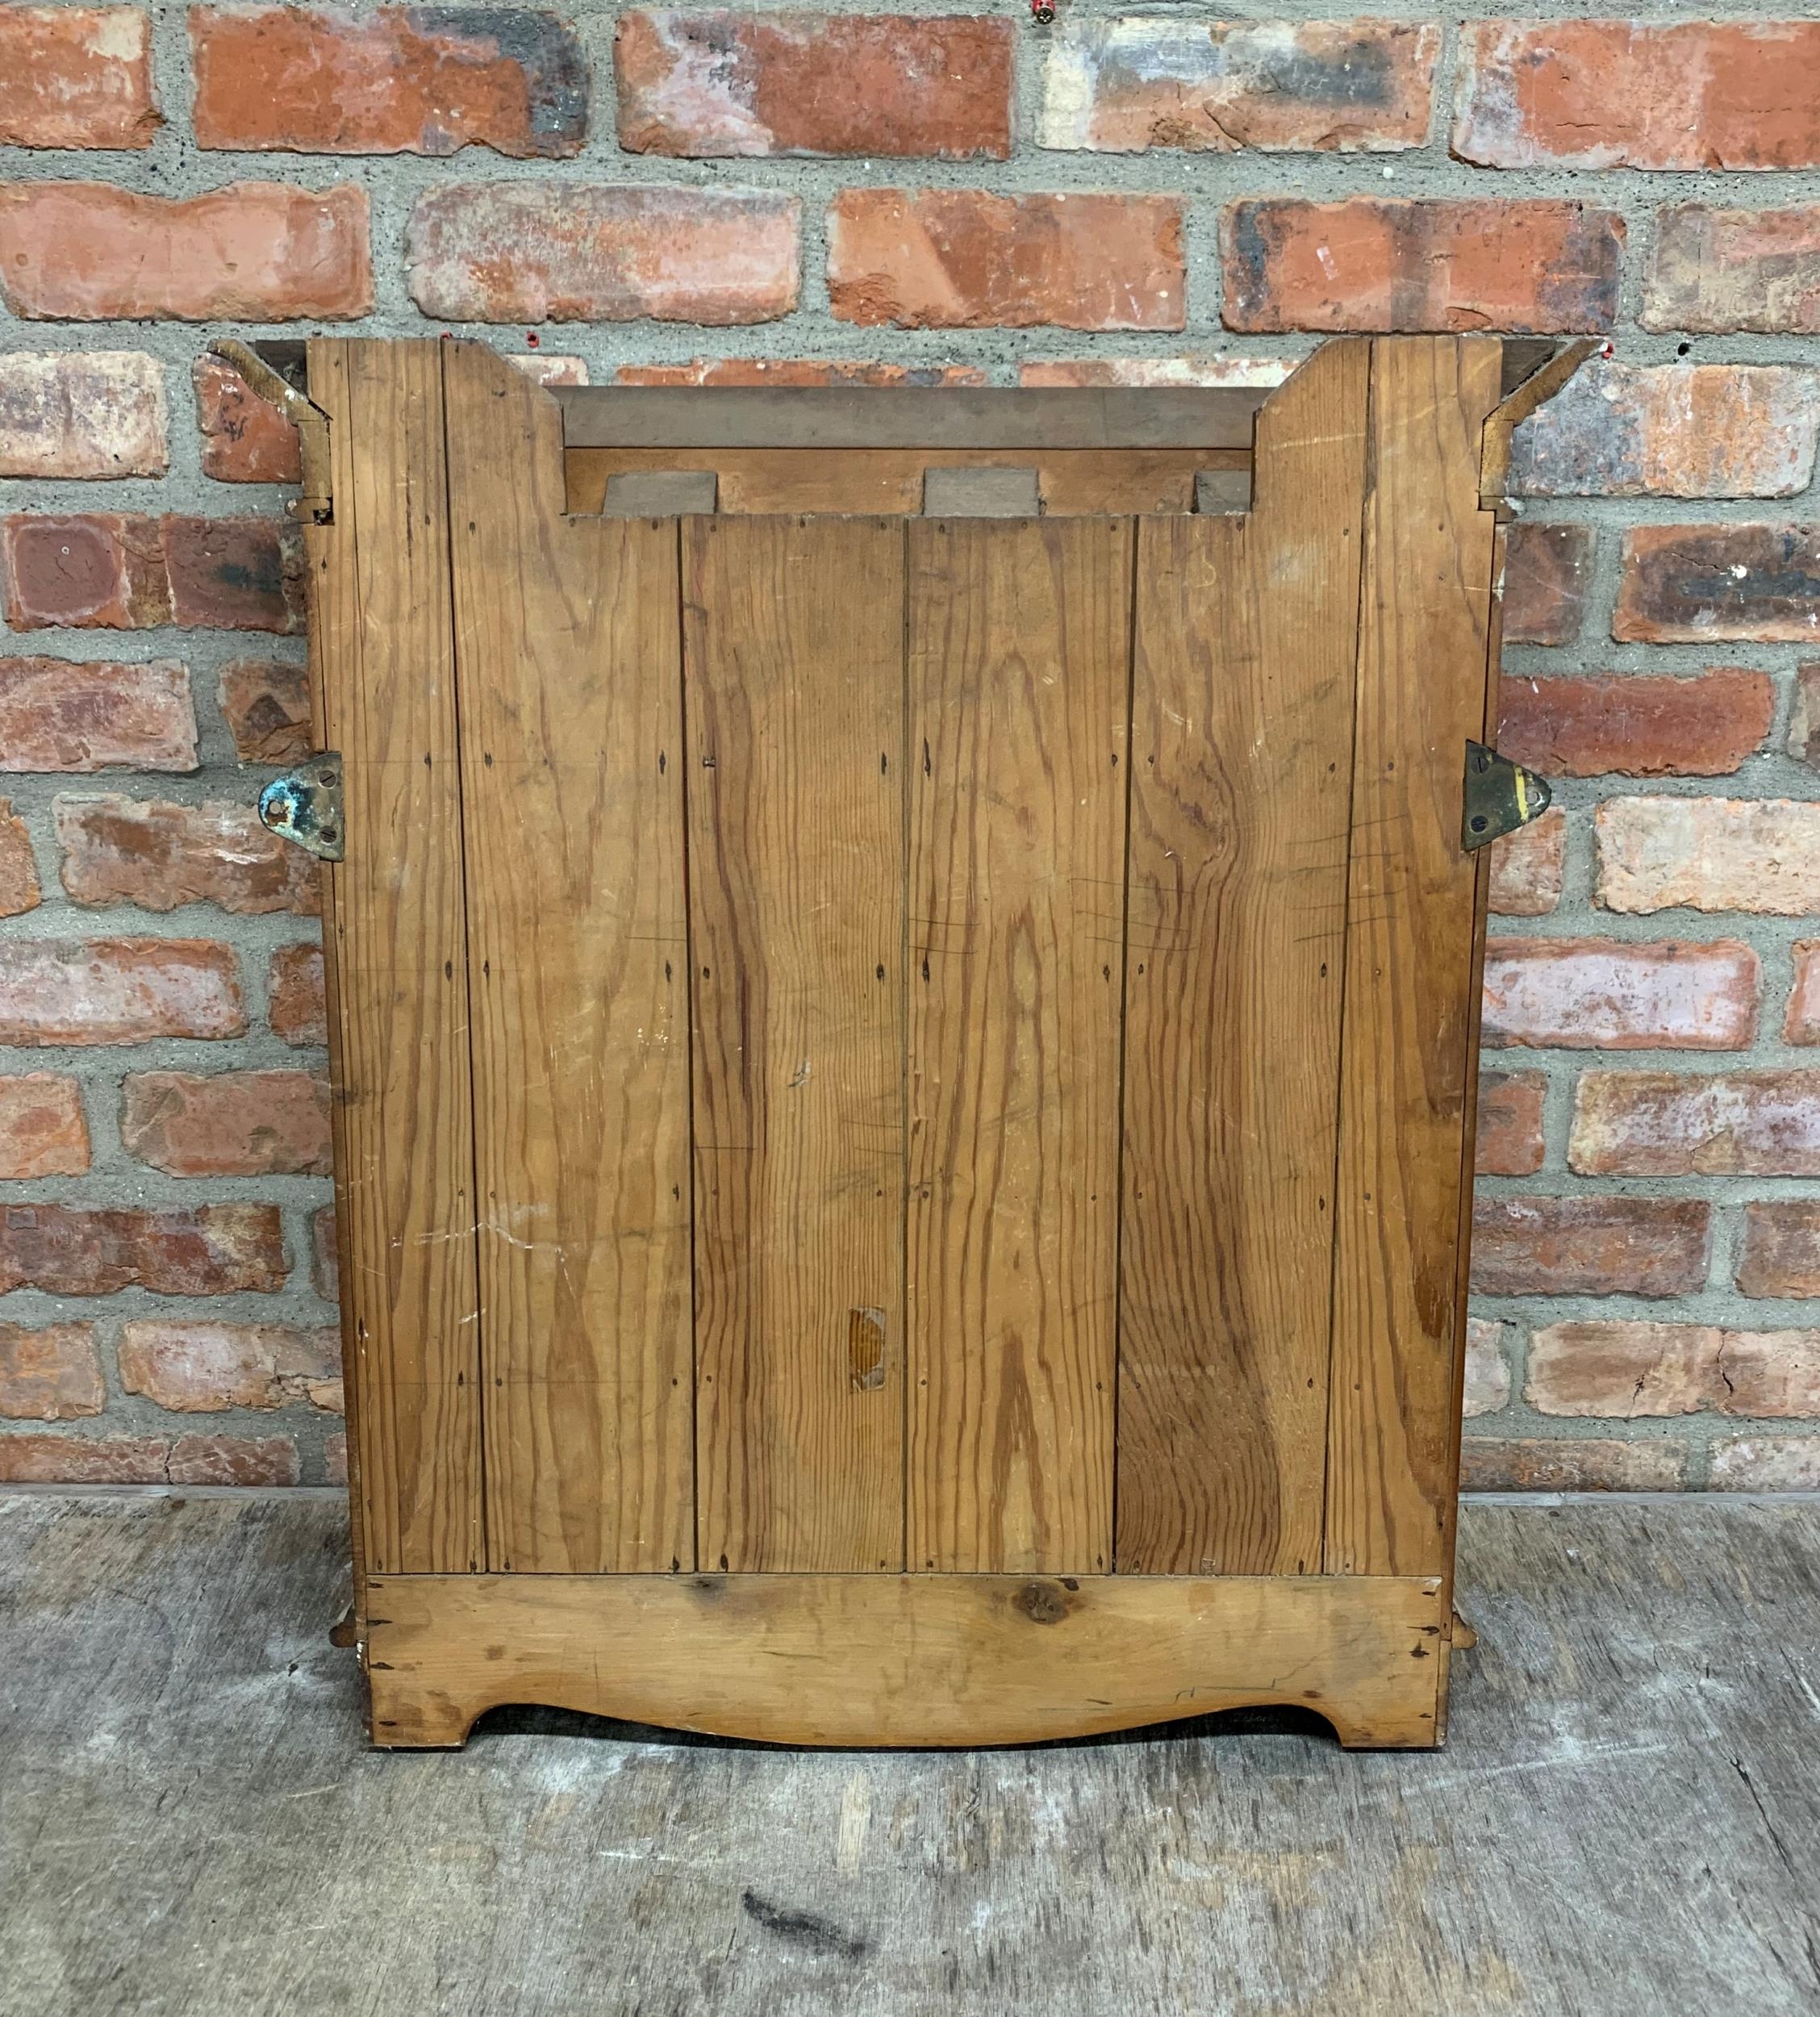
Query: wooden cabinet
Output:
[[270, 334, 1572, 1748]]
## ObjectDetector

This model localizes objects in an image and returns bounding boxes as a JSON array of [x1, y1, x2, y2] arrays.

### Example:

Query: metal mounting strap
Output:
[[259, 755, 344, 862], [1463, 741, 1551, 854]]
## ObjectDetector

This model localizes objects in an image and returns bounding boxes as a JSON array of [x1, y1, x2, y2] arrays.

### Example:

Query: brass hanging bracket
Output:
[[1463, 741, 1551, 853], [209, 337, 333, 524], [259, 755, 344, 862]]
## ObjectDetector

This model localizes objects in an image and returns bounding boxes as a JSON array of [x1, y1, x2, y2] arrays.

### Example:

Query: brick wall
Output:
[[2, 2, 1818, 1495]]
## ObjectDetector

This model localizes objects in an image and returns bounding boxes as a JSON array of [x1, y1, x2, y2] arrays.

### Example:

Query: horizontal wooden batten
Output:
[[553, 387, 1270, 452], [363, 1569, 1446, 1750]]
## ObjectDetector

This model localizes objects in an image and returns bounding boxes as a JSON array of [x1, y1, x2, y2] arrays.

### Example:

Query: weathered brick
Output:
[[120, 1069, 331, 1178], [1709, 1436, 1820, 1490], [217, 658, 311, 766], [829, 189, 1183, 332], [1487, 809, 1564, 918], [0, 1202, 285, 1296], [311, 1206, 339, 1303], [267, 944, 327, 1047], [1462, 1318, 1510, 1418], [324, 1430, 349, 1485], [1473, 1196, 1710, 1299], [0, 1075, 90, 1179], [0, 659, 197, 773], [0, 800, 40, 917], [1499, 668, 1771, 780], [511, 353, 589, 386], [1037, 17, 1436, 154], [0, 938, 244, 1046], [1018, 357, 1292, 389], [0, 6, 157, 148], [1644, 207, 1820, 336], [1475, 1071, 1544, 1176], [1455, 22, 1820, 172], [1596, 798, 1820, 917], [193, 357, 302, 483], [409, 183, 798, 324], [119, 1318, 340, 1413], [1616, 525, 1820, 644], [167, 1434, 300, 1485], [619, 10, 1012, 160], [191, 4, 586, 157], [1482, 938, 1758, 1051], [56, 796, 319, 917], [0, 182, 371, 322], [165, 516, 305, 633], [1787, 662, 1820, 771], [1512, 363, 1820, 501], [0, 352, 166, 478], [1737, 1201, 1820, 1300], [1221, 198, 1623, 334], [0, 1323, 102, 1421], [0, 1434, 169, 1484], [1529, 1321, 1820, 1419], [1502, 522, 1591, 645], [616, 358, 987, 387], [2, 515, 169, 629], [1572, 1070, 1820, 1177], [1459, 1436, 1687, 1493], [1785, 940, 1820, 1044]]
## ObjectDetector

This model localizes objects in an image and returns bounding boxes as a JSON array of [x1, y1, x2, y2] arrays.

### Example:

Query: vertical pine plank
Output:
[[443, 342, 692, 1576], [1325, 336, 1505, 1577], [306, 339, 482, 1575], [687, 517, 907, 1573], [1117, 341, 1371, 1576], [906, 518, 1129, 1576]]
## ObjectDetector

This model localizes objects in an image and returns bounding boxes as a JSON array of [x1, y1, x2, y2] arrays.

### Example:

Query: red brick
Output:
[[0, 182, 370, 322], [1709, 1437, 1820, 1490], [1040, 18, 1435, 153], [1785, 940, 1820, 1043], [1482, 938, 1758, 1051], [0, 1201, 285, 1296], [1487, 809, 1565, 918], [1499, 669, 1771, 780], [1511, 363, 1819, 501], [409, 183, 798, 324], [0, 800, 40, 917], [2, 515, 169, 629], [0, 1323, 102, 1420], [164, 516, 305, 633], [1462, 1318, 1509, 1418], [1644, 207, 1820, 336], [0, 1075, 90, 1179], [829, 189, 1183, 332], [324, 1430, 349, 1485], [1475, 1071, 1544, 1176], [1221, 198, 1623, 334], [1529, 1321, 1820, 1419], [619, 10, 1012, 160], [56, 796, 319, 917], [311, 1206, 339, 1303], [0, 938, 244, 1046], [267, 944, 327, 1047], [0, 1434, 169, 1484], [1472, 1196, 1710, 1299], [1616, 524, 1820, 644], [1737, 1201, 1820, 1300], [167, 1434, 300, 1485], [0, 658, 197, 773], [1459, 1437, 1687, 1493], [217, 658, 312, 766], [616, 358, 987, 387], [120, 1069, 331, 1178], [1455, 22, 1820, 172], [1595, 797, 1820, 917], [0, 351, 165, 478], [1572, 1070, 1820, 1177], [119, 1318, 340, 1413], [1018, 357, 1291, 389], [191, 4, 586, 157], [1502, 522, 1591, 645], [0, 6, 157, 148], [193, 357, 302, 483], [1788, 662, 1820, 771]]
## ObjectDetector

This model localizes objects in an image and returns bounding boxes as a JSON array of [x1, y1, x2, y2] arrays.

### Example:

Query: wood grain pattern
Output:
[[306, 339, 482, 1576], [1117, 340, 1371, 1577], [906, 519, 1129, 1576], [442, 341, 692, 1575], [365, 1568, 1446, 1749], [1325, 337, 1505, 1577], [686, 516, 907, 1572]]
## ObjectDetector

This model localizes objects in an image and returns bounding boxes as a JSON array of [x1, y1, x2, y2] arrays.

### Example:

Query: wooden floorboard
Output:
[[4, 1491, 1818, 2017]]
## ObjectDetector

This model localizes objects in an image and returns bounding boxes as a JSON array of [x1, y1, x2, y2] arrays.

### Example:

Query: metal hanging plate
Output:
[[1463, 741, 1551, 853], [259, 755, 344, 862]]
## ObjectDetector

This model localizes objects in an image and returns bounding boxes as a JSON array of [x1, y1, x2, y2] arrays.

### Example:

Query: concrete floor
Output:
[[2, 1491, 1818, 2017]]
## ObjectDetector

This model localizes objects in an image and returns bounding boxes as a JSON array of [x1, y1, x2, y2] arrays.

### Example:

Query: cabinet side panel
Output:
[[307, 339, 483, 1576], [443, 342, 693, 1576], [1117, 341, 1371, 1576], [1325, 336, 1504, 1578]]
